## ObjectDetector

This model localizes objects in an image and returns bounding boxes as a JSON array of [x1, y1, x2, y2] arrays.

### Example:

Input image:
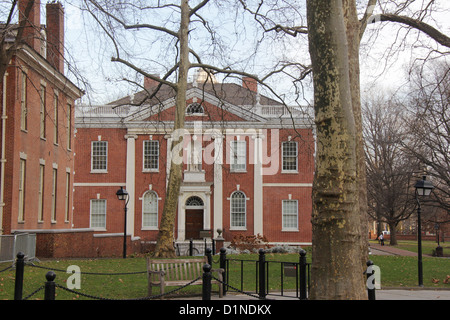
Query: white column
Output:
[[177, 194, 185, 241], [0, 73, 8, 234], [253, 133, 263, 235], [125, 134, 137, 237], [213, 134, 223, 238], [204, 191, 211, 231]]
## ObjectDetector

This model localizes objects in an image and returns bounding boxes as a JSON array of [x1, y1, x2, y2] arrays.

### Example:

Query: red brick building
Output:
[[0, 1, 83, 254], [74, 70, 315, 254]]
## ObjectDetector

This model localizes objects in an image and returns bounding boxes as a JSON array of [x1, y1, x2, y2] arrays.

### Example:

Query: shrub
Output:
[[230, 233, 269, 251]]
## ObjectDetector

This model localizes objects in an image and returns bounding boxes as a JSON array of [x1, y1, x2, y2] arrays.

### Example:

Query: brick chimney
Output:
[[18, 0, 41, 52], [46, 1, 65, 74], [242, 76, 257, 93]]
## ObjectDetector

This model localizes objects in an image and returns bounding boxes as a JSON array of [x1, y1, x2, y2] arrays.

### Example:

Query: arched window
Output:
[[143, 191, 158, 228], [186, 103, 204, 115], [185, 196, 204, 207], [230, 191, 246, 229]]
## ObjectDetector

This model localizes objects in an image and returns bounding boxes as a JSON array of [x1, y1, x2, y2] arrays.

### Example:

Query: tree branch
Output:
[[359, 0, 377, 40], [372, 13, 450, 49], [86, 0, 179, 38], [111, 56, 177, 89], [189, 0, 210, 17]]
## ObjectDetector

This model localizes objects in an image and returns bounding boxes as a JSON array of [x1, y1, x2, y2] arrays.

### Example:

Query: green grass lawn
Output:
[[0, 248, 448, 300], [370, 255, 450, 288], [388, 240, 450, 256]]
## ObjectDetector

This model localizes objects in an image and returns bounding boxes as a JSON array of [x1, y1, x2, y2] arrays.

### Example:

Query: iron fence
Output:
[[3, 250, 376, 300], [218, 248, 310, 299]]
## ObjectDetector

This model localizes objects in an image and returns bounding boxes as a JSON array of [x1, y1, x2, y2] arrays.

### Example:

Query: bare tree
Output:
[[403, 61, 450, 215], [242, 0, 449, 298], [82, 0, 299, 257], [78, 0, 449, 296], [363, 92, 419, 244]]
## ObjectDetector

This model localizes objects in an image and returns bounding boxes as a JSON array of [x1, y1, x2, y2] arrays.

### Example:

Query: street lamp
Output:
[[414, 175, 434, 287], [116, 187, 129, 259]]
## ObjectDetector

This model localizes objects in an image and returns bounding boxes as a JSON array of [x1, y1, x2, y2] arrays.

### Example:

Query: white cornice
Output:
[[15, 44, 84, 100]]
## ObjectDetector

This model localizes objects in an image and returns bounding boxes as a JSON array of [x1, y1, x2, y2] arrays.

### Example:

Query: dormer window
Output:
[[186, 103, 204, 115]]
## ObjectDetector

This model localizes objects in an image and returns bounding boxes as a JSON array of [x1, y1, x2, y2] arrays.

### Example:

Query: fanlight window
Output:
[[186, 103, 204, 115], [185, 196, 204, 206]]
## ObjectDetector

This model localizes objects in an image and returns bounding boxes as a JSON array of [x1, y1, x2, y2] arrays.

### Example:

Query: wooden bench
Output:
[[147, 257, 224, 298]]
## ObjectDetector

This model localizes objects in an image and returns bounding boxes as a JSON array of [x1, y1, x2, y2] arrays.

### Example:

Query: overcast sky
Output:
[[58, 1, 449, 106]]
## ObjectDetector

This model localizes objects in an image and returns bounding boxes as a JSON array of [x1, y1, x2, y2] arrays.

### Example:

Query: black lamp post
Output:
[[116, 187, 129, 259], [414, 175, 434, 287]]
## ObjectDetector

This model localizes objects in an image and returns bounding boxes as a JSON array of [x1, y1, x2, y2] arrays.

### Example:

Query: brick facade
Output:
[[0, 2, 83, 254], [73, 72, 315, 257]]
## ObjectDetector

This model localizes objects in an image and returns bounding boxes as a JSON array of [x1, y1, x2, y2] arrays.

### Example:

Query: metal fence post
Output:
[[219, 247, 227, 296], [299, 249, 307, 300], [14, 252, 25, 300], [206, 248, 212, 265], [202, 264, 212, 300], [258, 249, 266, 299], [366, 260, 376, 300], [189, 238, 193, 256], [44, 271, 56, 300]]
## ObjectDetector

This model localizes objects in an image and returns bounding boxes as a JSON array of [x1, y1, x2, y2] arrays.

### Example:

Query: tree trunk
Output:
[[307, 0, 366, 299], [342, 0, 370, 274], [153, 0, 190, 258], [388, 222, 398, 246]]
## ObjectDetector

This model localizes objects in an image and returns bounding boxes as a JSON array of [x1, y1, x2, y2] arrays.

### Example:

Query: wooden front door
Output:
[[185, 209, 203, 239]]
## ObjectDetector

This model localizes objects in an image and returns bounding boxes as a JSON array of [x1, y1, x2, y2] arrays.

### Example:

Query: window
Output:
[[188, 140, 202, 171], [90, 199, 106, 229], [186, 196, 204, 207], [51, 168, 57, 222], [40, 85, 46, 138], [21, 72, 27, 131], [282, 200, 298, 230], [38, 164, 44, 222], [65, 172, 70, 222], [282, 141, 298, 171], [67, 104, 72, 150], [143, 140, 159, 171], [54, 94, 59, 144], [91, 141, 108, 172], [230, 191, 246, 229], [186, 103, 204, 115], [230, 140, 246, 171], [18, 159, 26, 222], [142, 191, 158, 228]]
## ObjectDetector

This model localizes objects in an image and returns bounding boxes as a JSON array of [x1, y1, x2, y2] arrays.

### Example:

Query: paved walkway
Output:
[[172, 289, 450, 300], [369, 243, 419, 256]]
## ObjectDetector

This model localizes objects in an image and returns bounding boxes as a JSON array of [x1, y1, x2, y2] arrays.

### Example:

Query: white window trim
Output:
[[282, 199, 299, 231], [90, 199, 107, 231], [229, 190, 247, 230], [142, 140, 159, 172], [91, 141, 108, 173], [230, 140, 247, 172], [281, 141, 298, 173], [141, 190, 159, 230]]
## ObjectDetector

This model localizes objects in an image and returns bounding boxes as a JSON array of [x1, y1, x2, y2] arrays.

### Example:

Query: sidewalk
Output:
[[369, 243, 418, 256], [172, 288, 450, 300]]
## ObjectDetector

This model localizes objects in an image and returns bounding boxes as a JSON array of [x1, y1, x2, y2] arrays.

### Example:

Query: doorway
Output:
[[185, 196, 204, 240]]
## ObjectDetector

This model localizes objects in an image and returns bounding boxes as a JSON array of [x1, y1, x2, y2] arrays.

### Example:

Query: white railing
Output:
[[76, 104, 312, 120]]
